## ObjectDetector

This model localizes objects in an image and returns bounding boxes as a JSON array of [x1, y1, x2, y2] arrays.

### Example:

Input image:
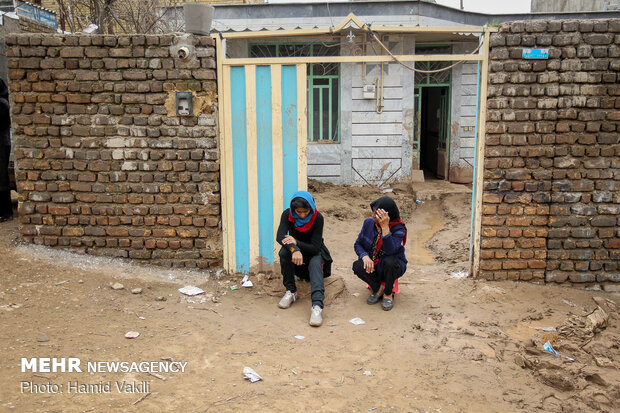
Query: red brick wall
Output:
[[480, 19, 619, 290], [6, 33, 222, 269]]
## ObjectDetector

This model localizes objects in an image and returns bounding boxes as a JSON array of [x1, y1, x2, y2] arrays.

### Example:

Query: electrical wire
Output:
[[326, 2, 335, 30], [368, 27, 484, 74]]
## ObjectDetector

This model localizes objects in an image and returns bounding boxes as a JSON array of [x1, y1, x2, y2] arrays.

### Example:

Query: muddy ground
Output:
[[0, 180, 618, 412]]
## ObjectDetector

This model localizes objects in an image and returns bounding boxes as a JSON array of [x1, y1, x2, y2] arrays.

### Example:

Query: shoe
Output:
[[381, 296, 394, 311], [278, 290, 297, 309], [309, 305, 323, 326], [366, 292, 382, 305]]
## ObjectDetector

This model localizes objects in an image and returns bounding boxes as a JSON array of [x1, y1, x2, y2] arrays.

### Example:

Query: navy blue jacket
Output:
[[354, 218, 407, 276]]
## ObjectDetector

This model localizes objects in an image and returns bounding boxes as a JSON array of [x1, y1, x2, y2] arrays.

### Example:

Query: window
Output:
[[250, 42, 340, 142]]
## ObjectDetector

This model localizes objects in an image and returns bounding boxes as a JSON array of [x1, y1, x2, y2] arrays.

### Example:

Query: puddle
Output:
[[407, 200, 445, 265]]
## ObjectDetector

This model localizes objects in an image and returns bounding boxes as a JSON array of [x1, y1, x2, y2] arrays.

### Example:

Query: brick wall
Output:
[[480, 19, 619, 290], [6, 33, 222, 269]]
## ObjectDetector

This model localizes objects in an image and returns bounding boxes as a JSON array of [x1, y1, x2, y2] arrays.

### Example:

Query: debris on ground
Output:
[[241, 275, 253, 288], [349, 317, 365, 325], [513, 297, 619, 411], [36, 333, 50, 342], [124, 331, 140, 339], [178, 285, 205, 296], [110, 282, 124, 290], [449, 270, 469, 279], [243, 367, 262, 383]]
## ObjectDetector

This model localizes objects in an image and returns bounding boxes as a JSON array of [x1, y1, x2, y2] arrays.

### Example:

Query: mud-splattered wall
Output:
[[480, 19, 619, 290], [6, 33, 222, 269]]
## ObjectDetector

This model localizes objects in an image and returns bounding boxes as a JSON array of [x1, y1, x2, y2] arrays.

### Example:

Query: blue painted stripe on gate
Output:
[[281, 65, 298, 205], [256, 66, 274, 265], [231, 66, 250, 273]]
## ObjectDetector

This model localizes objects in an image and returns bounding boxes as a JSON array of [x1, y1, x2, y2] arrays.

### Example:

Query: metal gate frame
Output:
[[212, 14, 496, 275]]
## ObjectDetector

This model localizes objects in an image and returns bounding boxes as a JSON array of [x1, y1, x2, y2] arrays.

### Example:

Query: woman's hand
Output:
[[362, 255, 374, 273], [292, 251, 303, 266], [375, 208, 390, 234], [282, 235, 297, 245]]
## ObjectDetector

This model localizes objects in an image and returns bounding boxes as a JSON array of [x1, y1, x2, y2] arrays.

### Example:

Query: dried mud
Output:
[[0, 180, 618, 412]]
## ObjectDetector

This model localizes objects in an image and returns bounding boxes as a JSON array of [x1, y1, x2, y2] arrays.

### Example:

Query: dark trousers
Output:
[[353, 255, 403, 296], [279, 247, 325, 308]]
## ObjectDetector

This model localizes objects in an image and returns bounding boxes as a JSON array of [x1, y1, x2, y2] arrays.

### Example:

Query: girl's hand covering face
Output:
[[374, 208, 389, 227]]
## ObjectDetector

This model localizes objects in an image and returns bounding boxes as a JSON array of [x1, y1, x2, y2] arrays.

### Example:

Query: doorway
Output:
[[415, 86, 450, 179]]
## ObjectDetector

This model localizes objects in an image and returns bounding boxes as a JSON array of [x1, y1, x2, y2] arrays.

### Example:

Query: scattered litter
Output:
[[230, 285, 239, 291], [368, 408, 378, 412], [243, 367, 262, 383], [449, 270, 469, 279], [565, 356, 575, 362], [110, 282, 124, 290], [36, 333, 50, 342], [178, 285, 205, 296], [294, 335, 305, 340], [290, 369, 298, 375], [561, 299, 577, 307], [78, 279, 84, 284], [349, 317, 366, 325], [351, 293, 359, 297], [381, 188, 393, 193], [125, 331, 140, 339], [155, 296, 166, 301], [131, 288, 142, 294], [54, 280, 69, 286], [415, 199, 424, 204], [138, 316, 146, 320], [542, 341, 561, 358], [531, 326, 557, 332], [363, 371, 372, 376], [82, 23, 99, 34], [241, 275, 253, 288]]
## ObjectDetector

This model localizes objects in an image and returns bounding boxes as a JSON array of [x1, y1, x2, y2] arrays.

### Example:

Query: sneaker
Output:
[[309, 305, 323, 327], [278, 291, 297, 309]]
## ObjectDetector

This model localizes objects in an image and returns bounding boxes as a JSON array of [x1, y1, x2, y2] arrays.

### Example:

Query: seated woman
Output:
[[276, 190, 332, 326], [352, 196, 407, 311]]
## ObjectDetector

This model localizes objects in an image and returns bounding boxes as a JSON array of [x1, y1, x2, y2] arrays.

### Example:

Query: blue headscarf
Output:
[[289, 190, 316, 227]]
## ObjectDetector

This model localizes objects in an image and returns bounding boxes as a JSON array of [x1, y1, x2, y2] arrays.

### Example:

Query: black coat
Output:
[[276, 209, 333, 277]]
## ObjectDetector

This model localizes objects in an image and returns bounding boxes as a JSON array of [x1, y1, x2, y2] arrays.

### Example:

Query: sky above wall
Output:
[[265, 0, 533, 14]]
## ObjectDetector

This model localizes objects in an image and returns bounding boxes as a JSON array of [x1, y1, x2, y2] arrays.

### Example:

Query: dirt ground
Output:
[[0, 180, 618, 412]]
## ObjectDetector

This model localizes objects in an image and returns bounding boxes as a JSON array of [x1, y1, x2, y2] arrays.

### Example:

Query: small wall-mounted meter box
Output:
[[176, 92, 193, 116], [362, 84, 376, 99]]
